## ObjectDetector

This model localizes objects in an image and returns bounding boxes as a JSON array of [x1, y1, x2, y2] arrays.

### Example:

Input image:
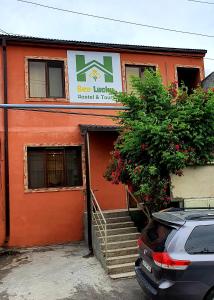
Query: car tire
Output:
[[205, 289, 214, 300]]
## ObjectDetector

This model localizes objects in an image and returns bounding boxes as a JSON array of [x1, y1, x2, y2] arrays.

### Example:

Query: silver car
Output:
[[135, 208, 214, 300]]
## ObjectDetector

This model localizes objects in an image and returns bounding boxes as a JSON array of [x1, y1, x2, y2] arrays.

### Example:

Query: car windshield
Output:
[[141, 219, 173, 252]]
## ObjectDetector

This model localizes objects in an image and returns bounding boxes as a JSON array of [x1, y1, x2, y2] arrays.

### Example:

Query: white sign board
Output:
[[67, 51, 122, 103]]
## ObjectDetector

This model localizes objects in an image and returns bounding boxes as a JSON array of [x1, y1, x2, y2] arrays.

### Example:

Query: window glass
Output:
[[65, 147, 83, 187], [46, 150, 64, 187], [48, 62, 64, 98], [141, 220, 173, 252], [29, 61, 46, 97], [185, 225, 214, 254], [125, 65, 156, 93], [28, 60, 64, 98], [27, 147, 82, 189], [27, 150, 45, 189], [126, 66, 140, 93]]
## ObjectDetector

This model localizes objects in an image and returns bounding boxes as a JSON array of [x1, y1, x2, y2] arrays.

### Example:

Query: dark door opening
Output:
[[177, 67, 201, 94]]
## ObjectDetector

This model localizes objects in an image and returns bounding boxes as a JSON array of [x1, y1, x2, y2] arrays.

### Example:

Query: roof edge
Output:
[[0, 34, 207, 55]]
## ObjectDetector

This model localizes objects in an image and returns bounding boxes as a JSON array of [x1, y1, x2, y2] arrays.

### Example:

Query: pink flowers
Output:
[[113, 150, 120, 159], [168, 81, 178, 98]]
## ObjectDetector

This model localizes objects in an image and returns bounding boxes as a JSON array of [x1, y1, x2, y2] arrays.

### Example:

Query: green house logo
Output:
[[76, 55, 113, 83]]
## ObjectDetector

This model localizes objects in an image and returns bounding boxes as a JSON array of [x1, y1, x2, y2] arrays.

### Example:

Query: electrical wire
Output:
[[17, 0, 214, 38], [0, 27, 9, 34], [188, 0, 214, 4]]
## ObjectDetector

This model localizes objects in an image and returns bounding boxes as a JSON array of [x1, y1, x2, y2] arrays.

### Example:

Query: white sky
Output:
[[1, 0, 214, 76]]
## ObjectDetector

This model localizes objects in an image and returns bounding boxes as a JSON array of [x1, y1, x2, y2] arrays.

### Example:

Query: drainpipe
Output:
[[2, 38, 10, 244], [84, 131, 93, 255]]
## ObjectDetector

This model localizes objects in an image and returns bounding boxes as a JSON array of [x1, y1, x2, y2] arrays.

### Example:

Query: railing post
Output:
[[105, 222, 107, 258]]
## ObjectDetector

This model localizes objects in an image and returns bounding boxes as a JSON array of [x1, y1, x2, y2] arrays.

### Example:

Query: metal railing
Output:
[[91, 189, 108, 257], [126, 186, 142, 211]]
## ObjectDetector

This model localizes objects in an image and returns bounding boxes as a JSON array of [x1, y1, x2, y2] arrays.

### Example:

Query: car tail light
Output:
[[137, 237, 143, 248], [152, 252, 190, 270]]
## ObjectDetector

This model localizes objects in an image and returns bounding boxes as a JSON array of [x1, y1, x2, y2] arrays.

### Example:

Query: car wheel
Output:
[[205, 289, 214, 300]]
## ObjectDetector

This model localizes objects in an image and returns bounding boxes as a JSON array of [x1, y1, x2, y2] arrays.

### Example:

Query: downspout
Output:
[[84, 131, 93, 255], [2, 38, 10, 244]]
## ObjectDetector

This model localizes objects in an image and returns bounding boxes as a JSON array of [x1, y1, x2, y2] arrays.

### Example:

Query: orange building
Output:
[[0, 35, 206, 248]]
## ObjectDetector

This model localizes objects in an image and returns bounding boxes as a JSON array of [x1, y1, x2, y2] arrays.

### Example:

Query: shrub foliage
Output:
[[104, 70, 214, 219]]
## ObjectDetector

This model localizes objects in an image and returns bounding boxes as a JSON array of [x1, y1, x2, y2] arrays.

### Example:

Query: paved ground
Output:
[[0, 242, 144, 300]]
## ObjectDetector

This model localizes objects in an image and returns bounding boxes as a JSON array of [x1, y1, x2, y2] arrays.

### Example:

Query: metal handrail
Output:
[[91, 190, 106, 223], [126, 186, 143, 210], [91, 189, 108, 257]]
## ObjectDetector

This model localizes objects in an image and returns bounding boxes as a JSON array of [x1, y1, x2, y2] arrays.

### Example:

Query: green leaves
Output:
[[104, 70, 214, 217]]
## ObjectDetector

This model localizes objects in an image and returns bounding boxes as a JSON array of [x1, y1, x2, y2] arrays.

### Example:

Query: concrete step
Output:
[[106, 254, 139, 266], [99, 232, 140, 243], [110, 271, 136, 279], [97, 227, 137, 237], [106, 216, 131, 224], [107, 262, 135, 275], [101, 239, 137, 250], [103, 210, 129, 218], [105, 246, 138, 257], [94, 221, 134, 230]]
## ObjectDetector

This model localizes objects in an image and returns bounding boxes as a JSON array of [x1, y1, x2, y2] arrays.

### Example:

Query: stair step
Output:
[[100, 232, 140, 243], [94, 221, 134, 230], [97, 227, 137, 236], [101, 239, 137, 250], [103, 210, 129, 218], [107, 262, 135, 275], [106, 216, 131, 224], [105, 246, 138, 257], [110, 271, 136, 279], [106, 254, 138, 266]]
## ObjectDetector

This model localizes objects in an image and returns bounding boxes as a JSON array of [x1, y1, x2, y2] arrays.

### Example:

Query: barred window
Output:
[[27, 147, 83, 189]]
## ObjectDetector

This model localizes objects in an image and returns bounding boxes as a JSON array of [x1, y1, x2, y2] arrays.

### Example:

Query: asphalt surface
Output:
[[0, 242, 144, 300]]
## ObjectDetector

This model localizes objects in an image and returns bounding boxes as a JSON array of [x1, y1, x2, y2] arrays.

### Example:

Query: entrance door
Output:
[[89, 131, 127, 210]]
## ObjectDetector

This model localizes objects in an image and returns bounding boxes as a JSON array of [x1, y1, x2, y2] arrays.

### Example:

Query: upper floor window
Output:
[[29, 60, 65, 98], [177, 67, 201, 94], [125, 65, 156, 93], [27, 146, 83, 189]]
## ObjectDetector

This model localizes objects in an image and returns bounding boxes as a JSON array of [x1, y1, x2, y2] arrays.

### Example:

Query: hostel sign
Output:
[[67, 51, 122, 103]]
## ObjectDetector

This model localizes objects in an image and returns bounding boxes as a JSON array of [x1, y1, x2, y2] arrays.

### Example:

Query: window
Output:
[[27, 147, 83, 189], [185, 225, 214, 254], [29, 60, 65, 98], [177, 67, 200, 94], [125, 65, 156, 93], [141, 220, 174, 252]]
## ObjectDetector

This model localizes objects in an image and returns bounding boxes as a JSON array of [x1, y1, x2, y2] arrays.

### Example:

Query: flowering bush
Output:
[[104, 70, 214, 220]]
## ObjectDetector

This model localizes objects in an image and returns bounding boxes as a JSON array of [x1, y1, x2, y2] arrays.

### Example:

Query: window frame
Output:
[[24, 144, 85, 192], [25, 56, 69, 102], [124, 63, 158, 93], [175, 64, 203, 89]]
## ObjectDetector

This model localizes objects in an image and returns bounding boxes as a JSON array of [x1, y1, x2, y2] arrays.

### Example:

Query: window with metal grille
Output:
[[27, 147, 83, 189], [28, 60, 65, 98], [125, 65, 156, 93]]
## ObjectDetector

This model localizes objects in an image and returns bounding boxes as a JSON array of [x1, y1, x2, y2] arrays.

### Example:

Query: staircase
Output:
[[91, 200, 140, 279]]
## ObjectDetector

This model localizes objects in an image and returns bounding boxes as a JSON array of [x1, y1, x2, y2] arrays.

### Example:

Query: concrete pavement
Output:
[[0, 242, 144, 300]]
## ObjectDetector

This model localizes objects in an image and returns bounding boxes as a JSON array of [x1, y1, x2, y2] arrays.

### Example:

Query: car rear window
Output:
[[141, 219, 174, 252], [185, 225, 214, 254]]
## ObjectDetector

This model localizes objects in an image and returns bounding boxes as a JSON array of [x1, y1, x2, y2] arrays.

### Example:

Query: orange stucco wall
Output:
[[0, 43, 205, 247], [90, 132, 126, 210]]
